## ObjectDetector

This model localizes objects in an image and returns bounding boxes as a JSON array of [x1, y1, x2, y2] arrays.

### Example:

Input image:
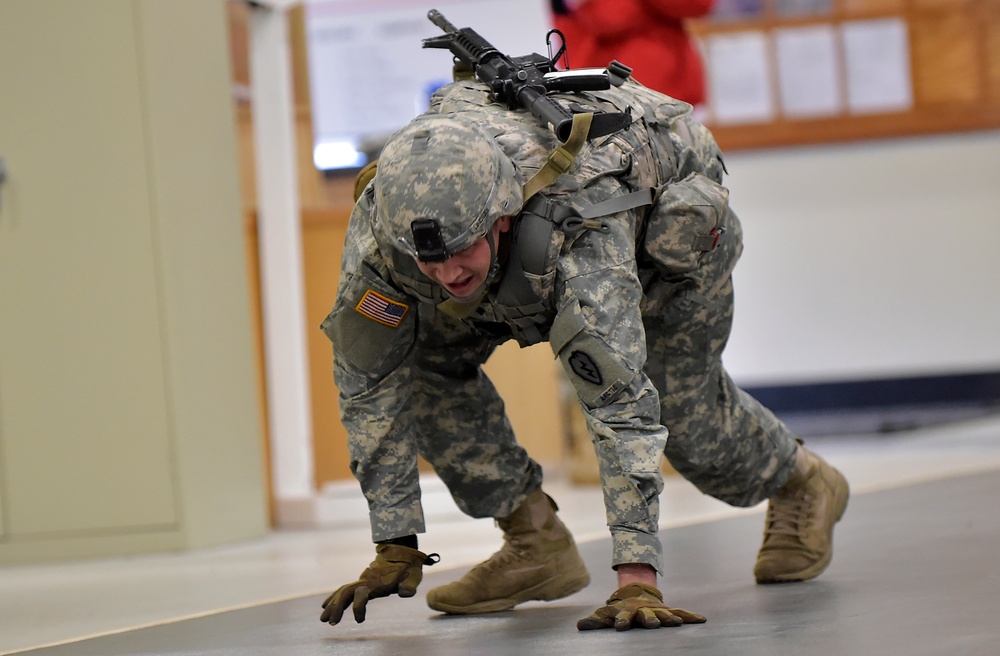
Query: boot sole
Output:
[[427, 571, 591, 615], [756, 469, 850, 584]]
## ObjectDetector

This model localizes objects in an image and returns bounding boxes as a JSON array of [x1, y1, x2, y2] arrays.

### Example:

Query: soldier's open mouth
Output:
[[445, 275, 476, 296]]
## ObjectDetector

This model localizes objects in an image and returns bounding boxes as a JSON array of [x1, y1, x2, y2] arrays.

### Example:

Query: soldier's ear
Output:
[[496, 216, 513, 233]]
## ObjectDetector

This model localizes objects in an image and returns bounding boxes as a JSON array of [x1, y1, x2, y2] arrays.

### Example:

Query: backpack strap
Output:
[[521, 112, 593, 202]]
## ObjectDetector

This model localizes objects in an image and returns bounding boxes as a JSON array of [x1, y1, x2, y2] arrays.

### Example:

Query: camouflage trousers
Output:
[[410, 361, 545, 520], [641, 206, 798, 506]]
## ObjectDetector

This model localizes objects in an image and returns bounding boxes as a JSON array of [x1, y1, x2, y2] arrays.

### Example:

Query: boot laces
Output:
[[765, 490, 814, 541], [476, 535, 530, 574]]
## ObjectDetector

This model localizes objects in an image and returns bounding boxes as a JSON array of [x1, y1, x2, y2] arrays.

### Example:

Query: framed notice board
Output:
[[301, 0, 551, 171], [689, 0, 1000, 150]]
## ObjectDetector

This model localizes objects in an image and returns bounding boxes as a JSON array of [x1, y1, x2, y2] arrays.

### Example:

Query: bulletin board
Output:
[[302, 0, 552, 171], [288, 0, 1000, 170], [689, 0, 1000, 150]]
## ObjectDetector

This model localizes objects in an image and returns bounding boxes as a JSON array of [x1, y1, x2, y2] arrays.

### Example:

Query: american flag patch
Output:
[[356, 290, 409, 328]]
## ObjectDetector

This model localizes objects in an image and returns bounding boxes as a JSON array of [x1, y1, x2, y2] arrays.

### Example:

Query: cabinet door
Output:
[[0, 0, 177, 537]]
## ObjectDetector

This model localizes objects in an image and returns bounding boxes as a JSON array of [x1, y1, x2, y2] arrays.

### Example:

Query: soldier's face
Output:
[[416, 216, 511, 300]]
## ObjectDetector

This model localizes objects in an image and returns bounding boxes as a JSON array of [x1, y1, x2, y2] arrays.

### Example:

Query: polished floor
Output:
[[2, 414, 1000, 655]]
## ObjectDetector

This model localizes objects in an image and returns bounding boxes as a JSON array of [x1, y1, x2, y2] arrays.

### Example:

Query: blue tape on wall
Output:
[[743, 371, 1000, 436]]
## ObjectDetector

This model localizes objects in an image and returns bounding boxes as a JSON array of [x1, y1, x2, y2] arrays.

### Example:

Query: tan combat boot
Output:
[[426, 488, 590, 614], [754, 446, 849, 583]]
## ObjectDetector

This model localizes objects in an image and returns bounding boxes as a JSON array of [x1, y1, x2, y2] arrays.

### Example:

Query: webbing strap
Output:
[[577, 187, 655, 219], [522, 112, 593, 202], [437, 295, 486, 319]]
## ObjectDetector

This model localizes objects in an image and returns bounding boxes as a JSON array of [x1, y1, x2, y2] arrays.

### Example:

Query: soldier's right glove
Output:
[[320, 543, 439, 626], [577, 583, 707, 631]]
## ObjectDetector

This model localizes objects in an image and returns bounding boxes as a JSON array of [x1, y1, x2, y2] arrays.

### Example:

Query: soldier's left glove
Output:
[[577, 583, 706, 631], [320, 544, 438, 625]]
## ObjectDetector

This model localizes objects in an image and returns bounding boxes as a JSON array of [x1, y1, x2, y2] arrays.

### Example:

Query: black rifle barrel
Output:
[[423, 9, 631, 142], [427, 9, 457, 33]]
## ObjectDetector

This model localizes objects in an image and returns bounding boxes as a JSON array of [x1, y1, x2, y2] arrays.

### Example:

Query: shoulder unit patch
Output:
[[569, 350, 603, 386]]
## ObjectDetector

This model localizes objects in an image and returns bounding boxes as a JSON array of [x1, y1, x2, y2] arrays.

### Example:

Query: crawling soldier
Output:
[[318, 71, 849, 631]]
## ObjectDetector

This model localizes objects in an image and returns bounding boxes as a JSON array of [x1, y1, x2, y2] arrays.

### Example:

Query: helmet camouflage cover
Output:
[[373, 112, 523, 261]]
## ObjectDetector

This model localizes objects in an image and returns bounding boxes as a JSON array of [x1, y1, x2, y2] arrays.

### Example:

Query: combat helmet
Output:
[[373, 112, 523, 263]]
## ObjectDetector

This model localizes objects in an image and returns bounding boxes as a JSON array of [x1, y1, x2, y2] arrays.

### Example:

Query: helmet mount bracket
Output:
[[411, 218, 449, 263]]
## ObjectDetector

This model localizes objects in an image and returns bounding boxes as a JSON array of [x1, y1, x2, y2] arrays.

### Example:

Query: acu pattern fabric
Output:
[[322, 77, 800, 574]]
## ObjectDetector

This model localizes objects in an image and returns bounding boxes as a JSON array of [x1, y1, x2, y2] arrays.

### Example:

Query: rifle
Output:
[[423, 9, 633, 142]]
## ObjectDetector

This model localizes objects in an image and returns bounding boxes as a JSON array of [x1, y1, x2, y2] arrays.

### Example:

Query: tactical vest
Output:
[[375, 78, 727, 347]]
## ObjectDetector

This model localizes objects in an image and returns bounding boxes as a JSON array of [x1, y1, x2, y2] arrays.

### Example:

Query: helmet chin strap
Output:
[[443, 230, 501, 304]]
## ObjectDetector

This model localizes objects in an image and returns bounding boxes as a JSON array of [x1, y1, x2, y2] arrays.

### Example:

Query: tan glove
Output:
[[577, 583, 707, 631], [320, 544, 439, 625]]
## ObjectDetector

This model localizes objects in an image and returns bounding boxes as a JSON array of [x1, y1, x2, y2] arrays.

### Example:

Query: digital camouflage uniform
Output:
[[322, 78, 800, 575]]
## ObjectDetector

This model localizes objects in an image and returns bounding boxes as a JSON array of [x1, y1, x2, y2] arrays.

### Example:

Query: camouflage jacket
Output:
[[323, 78, 729, 574]]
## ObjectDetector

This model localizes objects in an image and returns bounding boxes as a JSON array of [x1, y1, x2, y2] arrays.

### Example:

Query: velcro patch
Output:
[[356, 290, 409, 327], [569, 350, 603, 385]]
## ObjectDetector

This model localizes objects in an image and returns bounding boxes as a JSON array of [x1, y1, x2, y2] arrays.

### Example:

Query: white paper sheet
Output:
[[706, 31, 775, 125], [841, 18, 913, 114], [304, 0, 551, 169], [774, 24, 843, 118]]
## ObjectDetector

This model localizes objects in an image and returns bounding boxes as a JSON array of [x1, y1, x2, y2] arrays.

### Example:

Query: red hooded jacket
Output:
[[550, 0, 715, 105]]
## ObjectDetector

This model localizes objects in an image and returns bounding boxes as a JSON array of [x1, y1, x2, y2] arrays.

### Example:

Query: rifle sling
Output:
[[522, 112, 593, 201]]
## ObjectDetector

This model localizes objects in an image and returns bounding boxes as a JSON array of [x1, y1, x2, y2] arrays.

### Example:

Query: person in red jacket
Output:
[[550, 0, 715, 106]]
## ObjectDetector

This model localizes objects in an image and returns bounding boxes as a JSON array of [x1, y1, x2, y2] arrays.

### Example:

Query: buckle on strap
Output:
[[693, 227, 725, 252]]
